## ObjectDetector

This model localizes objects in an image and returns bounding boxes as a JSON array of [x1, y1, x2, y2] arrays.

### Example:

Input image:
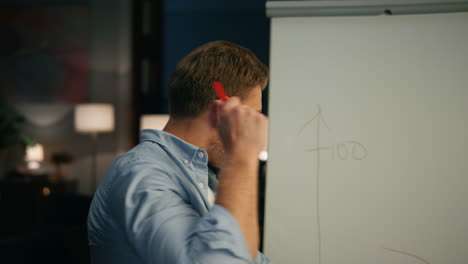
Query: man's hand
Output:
[[214, 96, 268, 260], [216, 97, 268, 159]]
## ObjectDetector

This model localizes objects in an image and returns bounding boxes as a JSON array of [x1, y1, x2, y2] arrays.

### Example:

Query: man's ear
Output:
[[209, 100, 222, 128]]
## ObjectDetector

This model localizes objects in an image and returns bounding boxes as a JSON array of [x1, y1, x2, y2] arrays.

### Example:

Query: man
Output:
[[88, 40, 271, 264]]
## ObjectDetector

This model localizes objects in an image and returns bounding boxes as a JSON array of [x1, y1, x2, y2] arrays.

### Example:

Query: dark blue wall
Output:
[[161, 0, 270, 114]]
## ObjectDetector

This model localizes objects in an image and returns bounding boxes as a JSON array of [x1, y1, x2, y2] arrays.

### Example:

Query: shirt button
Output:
[[198, 152, 204, 158], [198, 182, 204, 188], [183, 159, 189, 165]]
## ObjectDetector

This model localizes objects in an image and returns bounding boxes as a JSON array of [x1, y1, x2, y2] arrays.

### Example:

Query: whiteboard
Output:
[[264, 12, 468, 264]]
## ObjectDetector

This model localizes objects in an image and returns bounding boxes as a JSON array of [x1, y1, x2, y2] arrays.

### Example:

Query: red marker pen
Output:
[[212, 81, 228, 102]]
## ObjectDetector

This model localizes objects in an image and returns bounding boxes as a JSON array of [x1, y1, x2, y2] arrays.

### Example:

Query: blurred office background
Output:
[[0, 0, 269, 263]]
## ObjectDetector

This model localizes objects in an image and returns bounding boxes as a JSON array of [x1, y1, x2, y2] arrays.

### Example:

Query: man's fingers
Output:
[[219, 96, 241, 114]]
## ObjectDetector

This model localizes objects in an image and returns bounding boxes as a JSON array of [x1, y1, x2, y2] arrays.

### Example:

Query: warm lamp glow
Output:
[[140, 114, 169, 131], [16, 103, 71, 127], [25, 143, 44, 170], [74, 104, 115, 133], [25, 144, 44, 162]]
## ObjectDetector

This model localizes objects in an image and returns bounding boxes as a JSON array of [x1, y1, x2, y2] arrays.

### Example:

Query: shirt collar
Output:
[[207, 166, 219, 192], [139, 129, 209, 166]]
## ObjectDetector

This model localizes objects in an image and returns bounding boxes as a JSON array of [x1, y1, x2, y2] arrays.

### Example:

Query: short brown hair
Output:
[[168, 40, 268, 118]]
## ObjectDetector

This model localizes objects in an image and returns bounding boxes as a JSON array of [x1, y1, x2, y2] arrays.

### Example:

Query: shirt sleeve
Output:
[[112, 164, 270, 264]]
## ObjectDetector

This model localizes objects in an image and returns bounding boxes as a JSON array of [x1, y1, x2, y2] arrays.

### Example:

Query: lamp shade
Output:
[[74, 103, 115, 133], [140, 114, 169, 131], [25, 144, 44, 162]]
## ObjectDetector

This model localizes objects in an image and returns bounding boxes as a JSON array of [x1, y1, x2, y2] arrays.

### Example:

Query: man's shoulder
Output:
[[113, 140, 171, 168], [102, 142, 184, 200], [110, 142, 176, 178]]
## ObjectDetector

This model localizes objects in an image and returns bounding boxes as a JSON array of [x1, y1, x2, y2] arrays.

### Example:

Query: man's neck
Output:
[[163, 116, 212, 152]]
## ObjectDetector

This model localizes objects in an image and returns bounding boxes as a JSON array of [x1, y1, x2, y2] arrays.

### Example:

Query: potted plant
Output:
[[0, 105, 33, 179]]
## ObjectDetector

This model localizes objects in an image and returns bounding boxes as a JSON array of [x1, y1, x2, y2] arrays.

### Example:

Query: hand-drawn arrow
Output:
[[298, 105, 330, 136], [298, 105, 330, 264], [383, 246, 431, 264]]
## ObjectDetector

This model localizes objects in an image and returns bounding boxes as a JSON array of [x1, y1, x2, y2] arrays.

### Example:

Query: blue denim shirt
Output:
[[88, 129, 271, 264]]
